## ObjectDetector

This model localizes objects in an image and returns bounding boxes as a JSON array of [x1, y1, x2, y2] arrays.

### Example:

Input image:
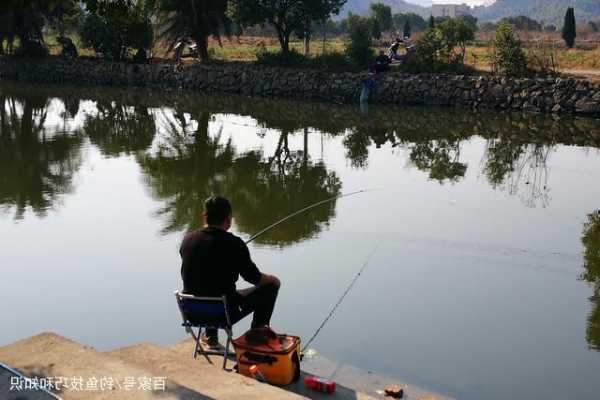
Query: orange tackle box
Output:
[[233, 332, 301, 385]]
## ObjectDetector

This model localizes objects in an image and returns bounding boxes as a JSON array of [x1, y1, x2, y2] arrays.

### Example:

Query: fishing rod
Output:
[[244, 189, 369, 245], [301, 243, 380, 354]]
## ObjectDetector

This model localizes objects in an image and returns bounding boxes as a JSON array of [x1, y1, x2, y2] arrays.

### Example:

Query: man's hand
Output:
[[258, 273, 281, 289]]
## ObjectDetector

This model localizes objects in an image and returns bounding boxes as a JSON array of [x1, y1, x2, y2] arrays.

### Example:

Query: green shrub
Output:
[[400, 27, 474, 74], [492, 22, 528, 76], [256, 48, 308, 67], [398, 17, 475, 74], [310, 52, 353, 71], [345, 17, 374, 68], [400, 29, 435, 71]]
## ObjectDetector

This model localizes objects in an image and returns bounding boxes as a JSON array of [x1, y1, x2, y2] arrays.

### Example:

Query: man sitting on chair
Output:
[[180, 196, 281, 349]]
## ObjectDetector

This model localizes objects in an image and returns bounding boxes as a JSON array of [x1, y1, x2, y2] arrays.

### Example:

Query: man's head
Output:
[[203, 196, 232, 230]]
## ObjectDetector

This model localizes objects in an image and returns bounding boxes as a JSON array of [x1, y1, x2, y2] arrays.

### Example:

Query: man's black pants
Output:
[[206, 282, 279, 340]]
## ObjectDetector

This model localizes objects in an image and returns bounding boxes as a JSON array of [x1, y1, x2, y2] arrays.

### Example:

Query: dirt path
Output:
[[561, 69, 600, 82]]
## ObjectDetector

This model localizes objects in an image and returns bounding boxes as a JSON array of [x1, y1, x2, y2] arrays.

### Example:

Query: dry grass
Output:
[[206, 33, 600, 71], [32, 31, 600, 76], [143, 35, 347, 61], [466, 45, 600, 71], [467, 31, 600, 72], [43, 33, 95, 57], [205, 36, 347, 61]]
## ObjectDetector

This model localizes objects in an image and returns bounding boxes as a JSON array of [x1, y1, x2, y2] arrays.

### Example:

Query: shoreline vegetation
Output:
[[2, 2, 600, 79], [2, 2, 600, 117], [37, 33, 600, 76]]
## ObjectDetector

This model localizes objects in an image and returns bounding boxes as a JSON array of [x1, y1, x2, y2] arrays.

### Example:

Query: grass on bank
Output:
[[6, 32, 600, 74], [195, 36, 600, 73], [466, 45, 600, 71]]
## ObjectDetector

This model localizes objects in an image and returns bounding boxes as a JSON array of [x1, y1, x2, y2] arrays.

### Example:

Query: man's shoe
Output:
[[200, 333, 224, 351]]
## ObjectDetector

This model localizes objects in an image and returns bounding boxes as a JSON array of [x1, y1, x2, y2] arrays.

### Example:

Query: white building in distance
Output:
[[431, 3, 472, 18]]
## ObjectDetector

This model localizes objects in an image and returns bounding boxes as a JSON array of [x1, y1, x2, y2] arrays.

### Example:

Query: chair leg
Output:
[[193, 327, 201, 359], [222, 329, 232, 370]]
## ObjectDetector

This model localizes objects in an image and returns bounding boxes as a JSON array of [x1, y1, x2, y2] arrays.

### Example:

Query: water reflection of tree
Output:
[[335, 110, 471, 182], [138, 109, 235, 234], [83, 100, 156, 157], [60, 96, 80, 120], [227, 132, 342, 246], [483, 139, 552, 207], [0, 92, 82, 219], [581, 210, 600, 351], [343, 128, 372, 168], [138, 109, 341, 246], [409, 139, 467, 183]]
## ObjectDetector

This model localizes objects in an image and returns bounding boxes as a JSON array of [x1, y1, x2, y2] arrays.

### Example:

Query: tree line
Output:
[[0, 1, 584, 71], [317, 5, 476, 41], [0, 0, 352, 62]]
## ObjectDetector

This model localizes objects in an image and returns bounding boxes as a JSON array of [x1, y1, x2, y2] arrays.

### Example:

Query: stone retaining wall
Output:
[[1, 57, 600, 117]]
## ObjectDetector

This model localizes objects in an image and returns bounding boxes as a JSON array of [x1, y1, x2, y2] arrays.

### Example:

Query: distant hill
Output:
[[338, 0, 429, 18], [472, 0, 600, 25], [338, 1, 600, 26]]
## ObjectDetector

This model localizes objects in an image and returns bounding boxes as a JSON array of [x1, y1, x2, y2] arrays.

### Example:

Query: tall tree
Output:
[[0, 0, 77, 56], [428, 14, 435, 29], [369, 2, 392, 33], [370, 17, 382, 39], [403, 19, 411, 39], [82, 0, 153, 61], [562, 7, 576, 48], [345, 15, 373, 67], [237, 0, 346, 54], [438, 18, 475, 63], [152, 0, 231, 62], [294, 0, 347, 56], [392, 13, 426, 34]]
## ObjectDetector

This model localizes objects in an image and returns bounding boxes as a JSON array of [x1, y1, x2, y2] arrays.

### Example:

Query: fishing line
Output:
[[244, 189, 369, 244], [301, 242, 380, 354]]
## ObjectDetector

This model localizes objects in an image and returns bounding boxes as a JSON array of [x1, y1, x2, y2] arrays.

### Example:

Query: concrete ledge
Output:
[[1, 57, 600, 117], [0, 332, 303, 399], [0, 333, 451, 400]]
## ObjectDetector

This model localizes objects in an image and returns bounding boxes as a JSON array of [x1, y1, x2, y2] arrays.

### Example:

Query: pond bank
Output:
[[0, 332, 449, 400], [1, 57, 600, 117]]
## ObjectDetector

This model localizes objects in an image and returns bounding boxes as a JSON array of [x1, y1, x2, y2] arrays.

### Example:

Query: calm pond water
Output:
[[1, 82, 600, 400]]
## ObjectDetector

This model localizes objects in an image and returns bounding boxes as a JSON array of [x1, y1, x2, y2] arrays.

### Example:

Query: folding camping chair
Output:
[[174, 291, 234, 369]]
